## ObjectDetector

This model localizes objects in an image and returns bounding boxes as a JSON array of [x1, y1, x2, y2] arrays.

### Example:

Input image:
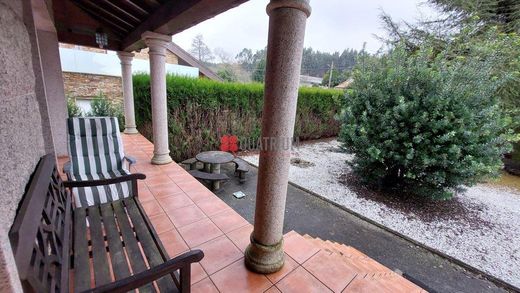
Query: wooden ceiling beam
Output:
[[54, 0, 125, 49], [96, 0, 143, 24], [121, 0, 248, 52], [123, 0, 151, 16], [73, 1, 134, 32], [57, 30, 122, 51], [140, 0, 161, 10], [54, 0, 248, 52], [122, 0, 202, 52]]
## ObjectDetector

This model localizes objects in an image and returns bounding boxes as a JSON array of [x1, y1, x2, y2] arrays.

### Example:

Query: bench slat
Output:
[[181, 158, 197, 164], [124, 198, 178, 292], [100, 203, 132, 281], [60, 189, 73, 293], [188, 170, 229, 181], [112, 200, 156, 293], [73, 208, 92, 292], [87, 205, 112, 287]]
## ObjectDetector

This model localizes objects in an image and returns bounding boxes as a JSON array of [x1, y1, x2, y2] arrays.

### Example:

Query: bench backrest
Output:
[[67, 117, 126, 176], [9, 154, 72, 293]]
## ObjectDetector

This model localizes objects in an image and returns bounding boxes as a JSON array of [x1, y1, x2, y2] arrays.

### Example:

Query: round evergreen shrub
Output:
[[89, 92, 125, 132], [67, 96, 82, 117], [341, 44, 517, 199]]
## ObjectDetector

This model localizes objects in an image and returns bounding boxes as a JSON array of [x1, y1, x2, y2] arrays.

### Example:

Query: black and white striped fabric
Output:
[[67, 117, 132, 208]]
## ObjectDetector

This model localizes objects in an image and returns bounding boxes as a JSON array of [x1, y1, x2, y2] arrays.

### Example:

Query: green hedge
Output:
[[133, 74, 342, 161]]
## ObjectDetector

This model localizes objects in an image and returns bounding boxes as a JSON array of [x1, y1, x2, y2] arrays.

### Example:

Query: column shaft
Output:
[[117, 52, 138, 134], [143, 32, 172, 165], [245, 0, 311, 274]]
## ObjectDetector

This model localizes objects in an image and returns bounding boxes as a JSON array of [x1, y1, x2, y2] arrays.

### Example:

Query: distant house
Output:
[[300, 75, 323, 87], [334, 78, 353, 89], [60, 42, 221, 113]]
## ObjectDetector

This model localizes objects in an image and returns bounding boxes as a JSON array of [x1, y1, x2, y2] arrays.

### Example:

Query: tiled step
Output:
[[297, 232, 425, 291], [302, 234, 370, 260], [338, 243, 369, 258], [303, 234, 344, 256]]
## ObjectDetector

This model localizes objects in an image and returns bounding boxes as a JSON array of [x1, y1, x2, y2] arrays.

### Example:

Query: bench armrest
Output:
[[124, 156, 137, 166], [63, 173, 146, 189], [82, 250, 204, 293]]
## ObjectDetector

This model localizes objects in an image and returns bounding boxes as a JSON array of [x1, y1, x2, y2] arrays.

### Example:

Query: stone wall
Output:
[[60, 44, 180, 105], [60, 43, 107, 54], [0, 0, 48, 291], [63, 71, 123, 102]]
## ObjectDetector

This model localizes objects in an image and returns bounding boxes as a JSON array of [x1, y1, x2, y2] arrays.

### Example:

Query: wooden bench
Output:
[[9, 154, 203, 293], [180, 158, 199, 171], [232, 158, 250, 183]]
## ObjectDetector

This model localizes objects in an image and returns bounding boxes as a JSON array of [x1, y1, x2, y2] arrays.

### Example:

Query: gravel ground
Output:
[[241, 140, 520, 288]]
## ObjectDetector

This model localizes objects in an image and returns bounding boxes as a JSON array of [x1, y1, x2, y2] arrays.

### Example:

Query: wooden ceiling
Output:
[[53, 0, 248, 52]]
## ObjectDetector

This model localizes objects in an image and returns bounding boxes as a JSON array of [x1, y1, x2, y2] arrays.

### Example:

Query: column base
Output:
[[124, 127, 139, 134], [244, 234, 284, 274], [151, 153, 172, 165]]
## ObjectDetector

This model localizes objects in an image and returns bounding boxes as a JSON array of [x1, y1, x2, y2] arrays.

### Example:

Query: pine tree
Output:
[[190, 34, 214, 63], [431, 0, 520, 32]]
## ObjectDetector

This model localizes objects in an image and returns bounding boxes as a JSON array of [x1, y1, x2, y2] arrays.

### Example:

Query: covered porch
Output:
[[1, 0, 427, 291], [56, 133, 424, 292]]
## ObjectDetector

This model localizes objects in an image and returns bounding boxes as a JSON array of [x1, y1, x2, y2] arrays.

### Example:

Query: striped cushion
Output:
[[71, 169, 133, 208], [67, 117, 132, 208]]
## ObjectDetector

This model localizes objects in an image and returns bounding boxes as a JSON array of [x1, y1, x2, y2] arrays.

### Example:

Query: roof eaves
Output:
[[166, 42, 223, 82]]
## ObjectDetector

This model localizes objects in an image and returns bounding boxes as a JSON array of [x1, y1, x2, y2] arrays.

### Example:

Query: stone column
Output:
[[142, 31, 173, 165], [245, 0, 311, 274], [117, 51, 138, 134]]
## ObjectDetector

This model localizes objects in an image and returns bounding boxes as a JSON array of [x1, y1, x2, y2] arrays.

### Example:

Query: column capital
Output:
[[117, 51, 134, 64], [266, 0, 311, 17], [142, 31, 171, 53]]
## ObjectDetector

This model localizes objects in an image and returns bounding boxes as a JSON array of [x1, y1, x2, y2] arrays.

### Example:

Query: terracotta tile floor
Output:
[[59, 133, 426, 292]]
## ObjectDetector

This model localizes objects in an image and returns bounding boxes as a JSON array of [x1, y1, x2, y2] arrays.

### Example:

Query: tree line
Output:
[[189, 34, 361, 86]]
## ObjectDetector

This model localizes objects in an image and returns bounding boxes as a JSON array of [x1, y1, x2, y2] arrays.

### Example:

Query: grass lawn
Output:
[[488, 171, 520, 193]]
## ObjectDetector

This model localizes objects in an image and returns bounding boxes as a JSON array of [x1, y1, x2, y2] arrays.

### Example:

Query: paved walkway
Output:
[[215, 163, 506, 293]]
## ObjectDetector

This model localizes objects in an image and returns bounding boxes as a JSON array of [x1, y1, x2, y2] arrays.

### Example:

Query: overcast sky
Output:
[[172, 0, 440, 60]]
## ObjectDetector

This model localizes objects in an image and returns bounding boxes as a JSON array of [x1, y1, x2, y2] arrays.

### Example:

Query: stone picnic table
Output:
[[195, 151, 234, 190]]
